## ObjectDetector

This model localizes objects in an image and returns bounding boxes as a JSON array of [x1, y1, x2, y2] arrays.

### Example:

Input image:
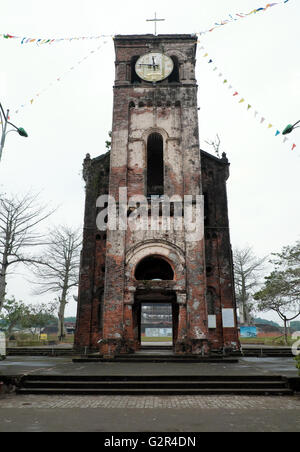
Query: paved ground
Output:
[[0, 356, 299, 432], [0, 393, 300, 432], [0, 355, 298, 377]]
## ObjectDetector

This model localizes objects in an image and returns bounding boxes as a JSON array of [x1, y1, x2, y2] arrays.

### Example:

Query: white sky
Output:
[[0, 0, 299, 324]]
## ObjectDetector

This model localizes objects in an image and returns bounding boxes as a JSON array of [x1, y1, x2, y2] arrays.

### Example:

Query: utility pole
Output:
[[0, 102, 28, 162]]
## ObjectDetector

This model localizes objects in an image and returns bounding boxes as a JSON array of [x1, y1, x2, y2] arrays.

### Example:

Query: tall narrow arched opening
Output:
[[206, 287, 216, 315], [168, 56, 180, 83], [147, 133, 164, 197], [131, 56, 141, 83]]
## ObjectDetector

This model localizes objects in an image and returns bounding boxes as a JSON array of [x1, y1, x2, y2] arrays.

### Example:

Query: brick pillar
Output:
[[123, 290, 135, 353], [181, 98, 209, 354], [175, 293, 188, 354]]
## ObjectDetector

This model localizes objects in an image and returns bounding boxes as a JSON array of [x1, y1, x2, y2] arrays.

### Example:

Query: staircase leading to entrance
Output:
[[16, 374, 293, 396], [73, 346, 241, 363]]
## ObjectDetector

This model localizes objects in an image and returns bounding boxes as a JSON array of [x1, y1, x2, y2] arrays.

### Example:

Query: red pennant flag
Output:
[[292, 144, 296, 151], [233, 92, 238, 96]]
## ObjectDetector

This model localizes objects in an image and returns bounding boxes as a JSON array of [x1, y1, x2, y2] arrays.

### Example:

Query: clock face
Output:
[[135, 53, 174, 82]]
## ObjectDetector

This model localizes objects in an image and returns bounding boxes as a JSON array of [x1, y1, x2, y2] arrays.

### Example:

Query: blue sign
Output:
[[240, 326, 257, 338]]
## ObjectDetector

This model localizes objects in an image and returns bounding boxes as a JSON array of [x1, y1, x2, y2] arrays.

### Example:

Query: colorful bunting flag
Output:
[[0, 1, 290, 46], [13, 43, 106, 115], [201, 45, 297, 151], [1, 32, 112, 45], [193, 1, 289, 38]]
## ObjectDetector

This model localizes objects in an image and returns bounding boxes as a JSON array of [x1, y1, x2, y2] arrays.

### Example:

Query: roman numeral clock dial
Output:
[[135, 52, 174, 82]]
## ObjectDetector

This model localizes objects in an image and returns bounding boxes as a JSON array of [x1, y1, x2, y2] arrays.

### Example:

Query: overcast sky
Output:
[[0, 0, 299, 323]]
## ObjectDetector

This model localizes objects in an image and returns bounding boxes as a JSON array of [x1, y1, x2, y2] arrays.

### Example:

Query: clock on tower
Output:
[[135, 52, 174, 82]]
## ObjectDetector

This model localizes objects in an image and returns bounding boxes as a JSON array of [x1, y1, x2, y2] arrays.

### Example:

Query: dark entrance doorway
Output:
[[133, 292, 178, 350]]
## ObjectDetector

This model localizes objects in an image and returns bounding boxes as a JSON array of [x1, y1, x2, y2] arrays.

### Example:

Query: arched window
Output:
[[131, 56, 141, 83], [204, 192, 209, 226], [168, 56, 180, 83], [206, 288, 216, 315], [147, 133, 164, 196], [135, 256, 174, 280]]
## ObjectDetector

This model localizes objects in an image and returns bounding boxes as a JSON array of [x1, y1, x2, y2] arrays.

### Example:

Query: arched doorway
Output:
[[133, 292, 179, 350], [133, 255, 178, 350]]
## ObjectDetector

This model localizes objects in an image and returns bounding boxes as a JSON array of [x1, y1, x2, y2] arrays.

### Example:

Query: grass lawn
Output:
[[141, 336, 172, 342], [240, 336, 298, 346]]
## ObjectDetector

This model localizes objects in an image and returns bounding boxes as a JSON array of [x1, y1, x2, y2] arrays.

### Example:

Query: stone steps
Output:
[[16, 374, 293, 396], [6, 346, 295, 358], [7, 348, 75, 357], [73, 356, 239, 363], [241, 348, 294, 357], [17, 388, 293, 396]]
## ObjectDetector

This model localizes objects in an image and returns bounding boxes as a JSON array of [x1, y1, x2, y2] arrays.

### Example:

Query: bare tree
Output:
[[0, 192, 54, 312], [205, 134, 221, 158], [233, 246, 267, 325], [31, 225, 81, 340]]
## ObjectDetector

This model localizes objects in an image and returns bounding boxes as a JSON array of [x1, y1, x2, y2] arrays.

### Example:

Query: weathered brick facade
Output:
[[74, 34, 240, 356]]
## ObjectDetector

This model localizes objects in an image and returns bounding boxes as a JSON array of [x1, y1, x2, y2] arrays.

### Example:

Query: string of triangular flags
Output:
[[11, 40, 110, 116], [0, 1, 291, 45], [199, 45, 296, 151], [0, 32, 113, 45], [195, 1, 290, 37]]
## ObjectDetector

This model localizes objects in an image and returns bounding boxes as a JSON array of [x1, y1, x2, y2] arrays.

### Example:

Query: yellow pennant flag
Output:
[[239, 98, 245, 104]]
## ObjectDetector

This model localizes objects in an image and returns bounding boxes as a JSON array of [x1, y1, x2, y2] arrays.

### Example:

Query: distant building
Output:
[[141, 303, 172, 337], [42, 322, 75, 336]]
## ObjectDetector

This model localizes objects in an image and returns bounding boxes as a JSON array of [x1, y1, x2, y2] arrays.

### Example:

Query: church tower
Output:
[[74, 34, 240, 357]]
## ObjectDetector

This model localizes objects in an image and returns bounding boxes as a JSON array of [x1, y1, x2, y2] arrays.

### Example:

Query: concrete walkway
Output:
[[0, 395, 300, 432], [0, 356, 298, 378], [1, 356, 299, 432]]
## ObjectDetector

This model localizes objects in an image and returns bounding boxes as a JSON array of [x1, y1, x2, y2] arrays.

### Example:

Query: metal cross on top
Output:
[[146, 12, 165, 36]]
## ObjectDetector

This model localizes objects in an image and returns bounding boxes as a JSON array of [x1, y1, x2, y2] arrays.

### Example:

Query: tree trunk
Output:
[[58, 305, 66, 341], [241, 274, 249, 325], [283, 317, 288, 345], [0, 260, 8, 312], [57, 291, 68, 341]]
